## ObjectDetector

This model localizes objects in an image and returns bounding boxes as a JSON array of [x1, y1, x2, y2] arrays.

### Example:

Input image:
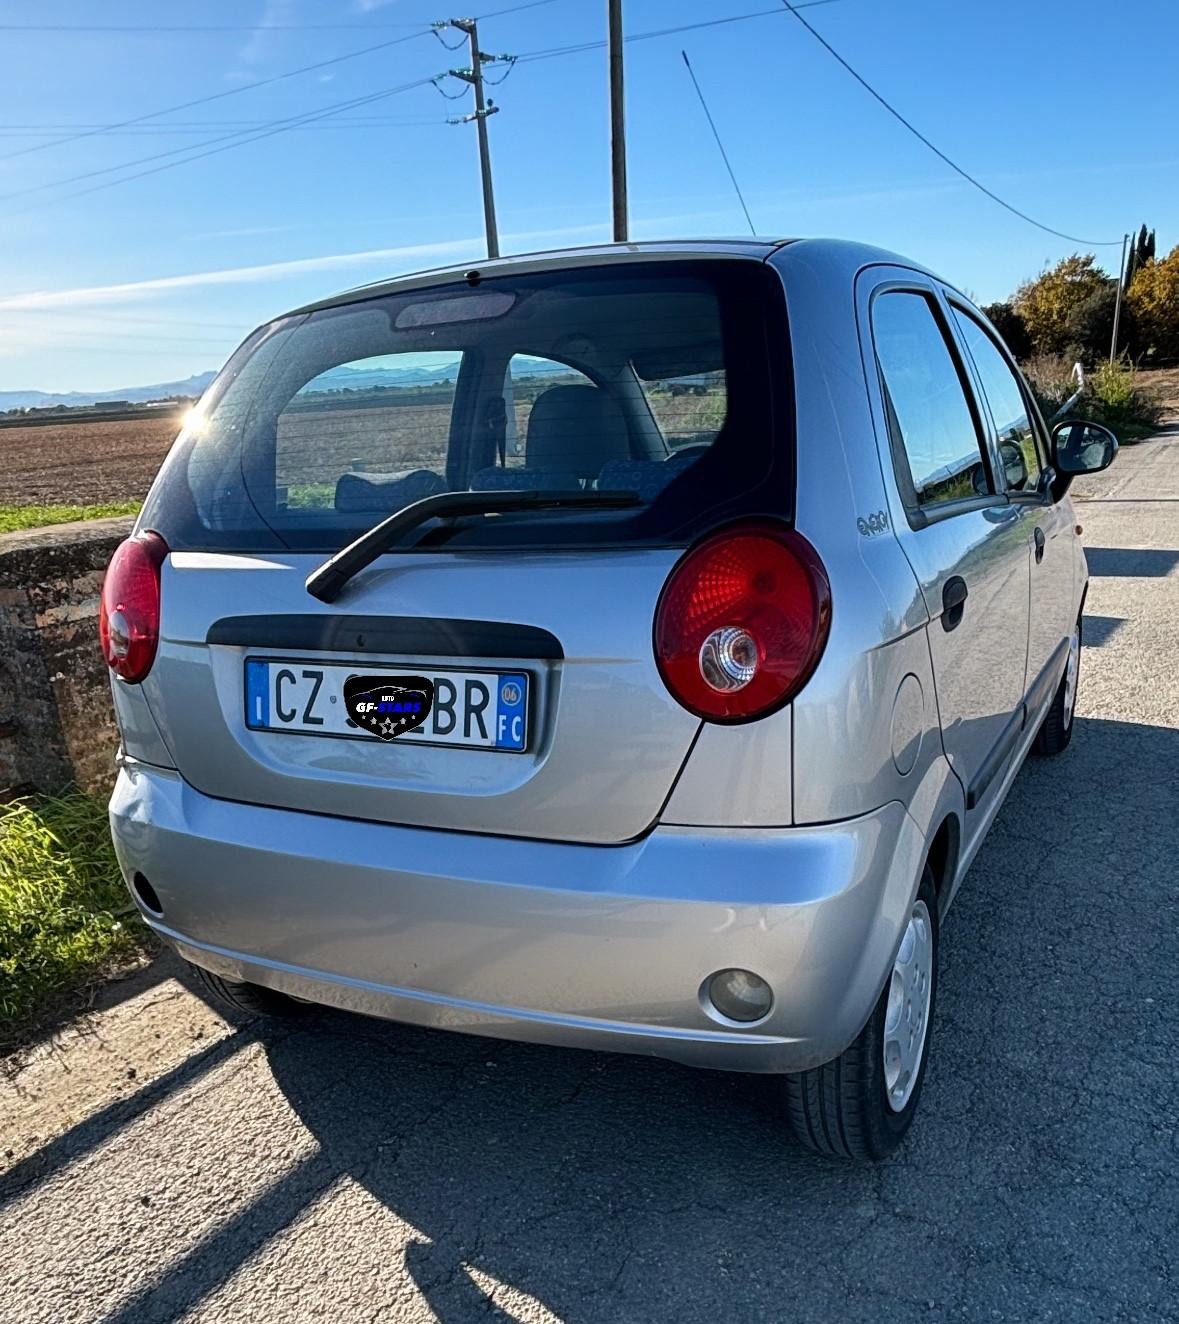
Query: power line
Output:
[[0, 120, 449, 138], [0, 23, 429, 32], [777, 1, 1123, 247], [6, 77, 439, 217], [681, 51, 756, 237], [0, 1, 560, 167], [0, 30, 433, 165], [3, 2, 832, 219], [0, 0, 564, 32], [0, 76, 439, 206], [515, 1, 842, 65]]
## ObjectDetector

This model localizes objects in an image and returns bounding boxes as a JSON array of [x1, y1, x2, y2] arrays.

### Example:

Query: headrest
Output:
[[334, 469, 446, 513], [525, 385, 630, 479]]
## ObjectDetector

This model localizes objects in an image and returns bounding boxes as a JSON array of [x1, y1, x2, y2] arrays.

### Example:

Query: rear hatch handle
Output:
[[306, 489, 641, 604]]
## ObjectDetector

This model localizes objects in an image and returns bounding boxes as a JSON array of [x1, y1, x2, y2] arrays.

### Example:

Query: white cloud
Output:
[[0, 223, 611, 313], [238, 0, 296, 68]]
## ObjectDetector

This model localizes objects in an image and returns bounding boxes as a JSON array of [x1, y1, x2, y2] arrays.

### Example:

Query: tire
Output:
[[187, 961, 309, 1019], [784, 865, 938, 1161], [1032, 618, 1081, 757]]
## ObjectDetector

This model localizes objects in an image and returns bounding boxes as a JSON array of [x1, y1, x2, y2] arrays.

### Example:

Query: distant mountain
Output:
[[303, 357, 575, 395], [0, 372, 217, 413]]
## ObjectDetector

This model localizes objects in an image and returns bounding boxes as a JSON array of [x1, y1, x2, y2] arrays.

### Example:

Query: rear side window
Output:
[[873, 291, 991, 510], [140, 260, 790, 553], [949, 307, 1044, 494], [639, 372, 727, 451]]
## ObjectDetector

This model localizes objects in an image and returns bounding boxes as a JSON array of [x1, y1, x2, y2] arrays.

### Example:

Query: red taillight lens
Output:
[[654, 522, 831, 722], [99, 531, 168, 683]]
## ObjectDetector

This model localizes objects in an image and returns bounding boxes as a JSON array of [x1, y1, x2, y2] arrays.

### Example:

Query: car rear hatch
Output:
[[131, 252, 792, 844]]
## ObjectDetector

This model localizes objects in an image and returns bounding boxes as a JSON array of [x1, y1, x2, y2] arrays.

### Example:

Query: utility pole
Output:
[[607, 0, 628, 241], [1110, 231, 1129, 364], [443, 18, 502, 260]]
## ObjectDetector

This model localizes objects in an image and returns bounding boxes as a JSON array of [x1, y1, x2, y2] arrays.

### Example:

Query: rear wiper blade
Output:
[[306, 488, 641, 603]]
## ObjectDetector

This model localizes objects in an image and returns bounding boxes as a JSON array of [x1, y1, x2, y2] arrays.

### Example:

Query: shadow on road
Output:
[[1084, 546, 1179, 577], [73, 715, 1174, 1323]]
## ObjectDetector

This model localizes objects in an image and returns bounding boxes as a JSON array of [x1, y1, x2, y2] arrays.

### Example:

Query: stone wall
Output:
[[0, 516, 134, 796]]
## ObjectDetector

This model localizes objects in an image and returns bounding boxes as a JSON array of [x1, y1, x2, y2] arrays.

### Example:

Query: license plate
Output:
[[244, 659, 529, 752]]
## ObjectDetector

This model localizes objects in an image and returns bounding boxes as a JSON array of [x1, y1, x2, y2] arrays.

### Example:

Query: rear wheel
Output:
[[784, 865, 938, 1161], [188, 962, 308, 1019], [1033, 619, 1081, 756]]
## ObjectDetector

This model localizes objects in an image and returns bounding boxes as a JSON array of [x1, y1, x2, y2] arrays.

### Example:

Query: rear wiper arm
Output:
[[306, 488, 641, 603]]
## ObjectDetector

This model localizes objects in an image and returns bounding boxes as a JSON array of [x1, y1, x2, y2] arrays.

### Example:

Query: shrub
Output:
[[1127, 244, 1179, 363], [1014, 254, 1111, 356], [1022, 354, 1081, 421], [981, 301, 1031, 361], [1082, 360, 1164, 439]]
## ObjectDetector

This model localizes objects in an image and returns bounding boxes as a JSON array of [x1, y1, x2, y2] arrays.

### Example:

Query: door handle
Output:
[[941, 575, 968, 632], [1034, 526, 1046, 564]]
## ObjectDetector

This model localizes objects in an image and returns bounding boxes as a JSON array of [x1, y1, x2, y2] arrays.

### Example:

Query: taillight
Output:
[[654, 522, 831, 722], [99, 531, 168, 683]]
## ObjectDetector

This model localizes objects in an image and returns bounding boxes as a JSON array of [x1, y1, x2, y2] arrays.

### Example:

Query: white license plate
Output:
[[244, 659, 529, 752]]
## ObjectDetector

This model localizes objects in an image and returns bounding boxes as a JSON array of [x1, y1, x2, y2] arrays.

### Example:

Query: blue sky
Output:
[[0, 0, 1174, 392]]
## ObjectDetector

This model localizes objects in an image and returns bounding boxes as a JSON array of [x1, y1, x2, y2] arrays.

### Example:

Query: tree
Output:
[[981, 301, 1032, 360], [1127, 244, 1179, 362], [1124, 224, 1157, 293], [1013, 254, 1111, 356], [1064, 283, 1121, 364]]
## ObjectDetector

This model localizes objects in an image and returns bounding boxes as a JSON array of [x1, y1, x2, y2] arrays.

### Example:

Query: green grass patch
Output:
[[0, 501, 141, 535], [0, 792, 146, 1036]]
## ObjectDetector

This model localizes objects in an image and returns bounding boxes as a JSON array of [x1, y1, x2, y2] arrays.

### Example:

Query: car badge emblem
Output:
[[343, 674, 434, 741]]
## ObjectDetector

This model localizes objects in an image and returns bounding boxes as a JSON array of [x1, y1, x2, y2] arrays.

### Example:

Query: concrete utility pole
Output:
[[607, 0, 628, 242], [1110, 231, 1130, 364], [446, 18, 501, 260]]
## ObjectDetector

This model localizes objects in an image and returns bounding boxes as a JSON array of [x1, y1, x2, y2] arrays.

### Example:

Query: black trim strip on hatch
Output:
[[207, 614, 563, 660]]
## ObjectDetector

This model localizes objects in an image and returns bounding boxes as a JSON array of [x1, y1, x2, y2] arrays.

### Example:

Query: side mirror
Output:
[[1051, 419, 1118, 476], [997, 438, 1028, 491]]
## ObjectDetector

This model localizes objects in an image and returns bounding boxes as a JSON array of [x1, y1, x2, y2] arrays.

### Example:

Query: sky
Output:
[[0, 0, 1175, 393]]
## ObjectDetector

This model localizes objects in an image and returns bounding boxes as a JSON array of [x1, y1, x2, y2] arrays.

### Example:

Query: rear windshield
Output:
[[140, 259, 791, 553]]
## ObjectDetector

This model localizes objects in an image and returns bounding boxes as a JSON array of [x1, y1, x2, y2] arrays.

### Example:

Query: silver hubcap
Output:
[[1062, 629, 1080, 728], [883, 899, 933, 1113]]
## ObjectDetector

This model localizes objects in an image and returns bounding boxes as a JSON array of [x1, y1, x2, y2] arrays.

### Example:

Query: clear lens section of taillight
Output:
[[99, 531, 168, 683], [653, 522, 831, 722]]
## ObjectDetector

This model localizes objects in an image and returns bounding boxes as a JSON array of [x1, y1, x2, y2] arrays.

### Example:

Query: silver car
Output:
[[103, 240, 1116, 1159]]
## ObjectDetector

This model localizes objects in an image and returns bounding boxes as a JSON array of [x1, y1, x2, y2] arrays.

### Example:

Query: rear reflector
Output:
[[654, 521, 831, 722], [99, 531, 168, 684]]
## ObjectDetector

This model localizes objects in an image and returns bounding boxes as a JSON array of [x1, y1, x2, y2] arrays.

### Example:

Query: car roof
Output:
[[283, 237, 944, 318]]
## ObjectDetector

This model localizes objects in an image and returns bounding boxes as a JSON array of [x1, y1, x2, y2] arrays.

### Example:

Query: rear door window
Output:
[[873, 291, 993, 510]]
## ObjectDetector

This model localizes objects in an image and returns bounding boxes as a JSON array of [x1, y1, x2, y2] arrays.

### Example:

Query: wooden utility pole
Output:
[[607, 0, 628, 241], [447, 18, 501, 260], [1110, 231, 1129, 364]]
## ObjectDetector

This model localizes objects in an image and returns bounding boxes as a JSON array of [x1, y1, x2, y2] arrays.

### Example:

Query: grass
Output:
[[0, 792, 147, 1037], [0, 500, 141, 535]]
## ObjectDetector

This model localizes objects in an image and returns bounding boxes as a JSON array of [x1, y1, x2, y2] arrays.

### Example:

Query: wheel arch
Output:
[[926, 812, 961, 915]]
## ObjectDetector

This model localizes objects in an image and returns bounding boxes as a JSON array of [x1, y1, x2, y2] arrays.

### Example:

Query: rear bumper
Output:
[[109, 761, 927, 1073]]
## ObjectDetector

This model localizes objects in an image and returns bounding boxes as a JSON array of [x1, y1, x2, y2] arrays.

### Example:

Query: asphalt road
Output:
[[3, 433, 1177, 1323]]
